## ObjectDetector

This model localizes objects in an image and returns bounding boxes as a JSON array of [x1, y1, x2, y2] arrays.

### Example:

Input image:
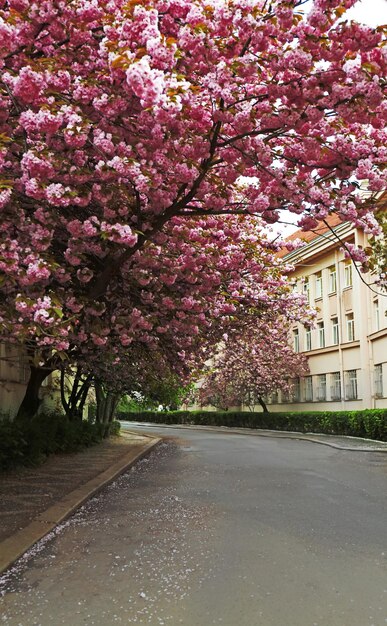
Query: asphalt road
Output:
[[1, 425, 387, 626]]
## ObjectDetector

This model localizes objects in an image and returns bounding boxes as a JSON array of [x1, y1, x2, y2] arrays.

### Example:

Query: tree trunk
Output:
[[94, 379, 105, 424], [108, 393, 120, 423], [257, 396, 269, 413], [94, 380, 120, 436], [16, 365, 53, 420], [78, 378, 91, 420], [60, 368, 92, 421]]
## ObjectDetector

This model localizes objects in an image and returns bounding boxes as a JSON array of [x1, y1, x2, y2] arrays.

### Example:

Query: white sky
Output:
[[300, 0, 387, 25], [345, 0, 387, 27]]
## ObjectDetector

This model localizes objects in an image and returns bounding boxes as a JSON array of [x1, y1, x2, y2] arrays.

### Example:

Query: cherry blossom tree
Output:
[[197, 320, 310, 411], [57, 214, 313, 421], [0, 0, 385, 415], [18, 211, 310, 413]]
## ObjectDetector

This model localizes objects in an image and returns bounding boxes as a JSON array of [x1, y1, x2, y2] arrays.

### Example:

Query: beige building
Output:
[[268, 215, 387, 411]]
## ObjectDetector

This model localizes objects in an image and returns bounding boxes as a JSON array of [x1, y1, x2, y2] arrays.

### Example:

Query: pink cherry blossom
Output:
[[0, 0, 385, 417]]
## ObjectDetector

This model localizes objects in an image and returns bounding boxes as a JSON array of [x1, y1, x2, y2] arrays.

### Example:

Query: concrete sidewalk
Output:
[[0, 431, 161, 575]]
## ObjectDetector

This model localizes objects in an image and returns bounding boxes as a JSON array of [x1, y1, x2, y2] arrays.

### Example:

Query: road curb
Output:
[[251, 431, 387, 452], [0, 435, 161, 575]]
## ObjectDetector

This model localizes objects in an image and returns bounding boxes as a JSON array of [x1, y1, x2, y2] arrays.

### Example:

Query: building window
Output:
[[346, 313, 355, 342], [331, 372, 341, 401], [329, 265, 337, 293], [374, 364, 383, 398], [292, 378, 301, 402], [318, 321, 325, 348], [304, 376, 313, 402], [315, 272, 323, 299], [281, 386, 290, 403], [316, 374, 327, 401], [345, 369, 358, 400], [331, 317, 339, 345], [344, 261, 353, 288], [306, 329, 312, 351], [271, 390, 279, 404], [303, 278, 310, 303], [293, 329, 299, 353], [374, 299, 380, 332]]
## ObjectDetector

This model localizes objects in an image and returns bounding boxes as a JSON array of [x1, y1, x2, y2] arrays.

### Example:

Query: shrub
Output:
[[117, 409, 387, 441], [0, 414, 121, 471], [0, 420, 28, 470], [108, 420, 121, 437]]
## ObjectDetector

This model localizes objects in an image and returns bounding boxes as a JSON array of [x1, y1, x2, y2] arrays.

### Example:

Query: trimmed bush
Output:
[[117, 409, 387, 441], [0, 414, 121, 471], [0, 420, 28, 470]]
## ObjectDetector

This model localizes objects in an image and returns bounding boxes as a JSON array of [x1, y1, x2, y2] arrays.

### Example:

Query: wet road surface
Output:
[[1, 426, 387, 625]]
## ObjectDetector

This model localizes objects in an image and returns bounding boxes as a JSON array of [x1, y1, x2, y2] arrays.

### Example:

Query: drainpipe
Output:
[[335, 249, 345, 408]]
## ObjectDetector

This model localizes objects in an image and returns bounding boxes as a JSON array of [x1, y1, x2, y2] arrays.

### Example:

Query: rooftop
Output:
[[277, 213, 345, 259]]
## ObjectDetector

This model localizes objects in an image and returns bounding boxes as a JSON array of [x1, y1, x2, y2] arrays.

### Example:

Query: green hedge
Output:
[[0, 413, 121, 471], [118, 409, 387, 441]]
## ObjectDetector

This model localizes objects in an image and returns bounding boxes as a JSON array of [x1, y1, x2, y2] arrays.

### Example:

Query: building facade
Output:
[[268, 217, 387, 411]]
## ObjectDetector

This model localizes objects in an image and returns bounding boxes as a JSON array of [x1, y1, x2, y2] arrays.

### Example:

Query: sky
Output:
[[300, 0, 387, 25], [344, 0, 387, 27]]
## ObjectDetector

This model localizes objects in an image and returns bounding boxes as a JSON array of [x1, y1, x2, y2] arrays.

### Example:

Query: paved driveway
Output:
[[1, 426, 387, 625]]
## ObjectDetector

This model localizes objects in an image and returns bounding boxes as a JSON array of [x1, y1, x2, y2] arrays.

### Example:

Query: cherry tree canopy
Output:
[[197, 320, 310, 410], [0, 0, 385, 358], [58, 215, 313, 380]]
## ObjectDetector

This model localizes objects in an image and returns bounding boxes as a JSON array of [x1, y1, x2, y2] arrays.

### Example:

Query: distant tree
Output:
[[127, 375, 193, 411], [198, 319, 310, 411]]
